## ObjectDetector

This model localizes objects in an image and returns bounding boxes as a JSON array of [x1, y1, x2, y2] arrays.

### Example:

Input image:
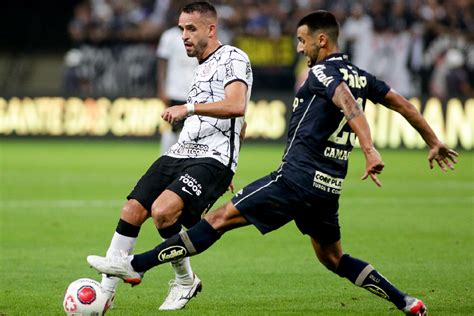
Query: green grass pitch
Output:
[[0, 139, 472, 315]]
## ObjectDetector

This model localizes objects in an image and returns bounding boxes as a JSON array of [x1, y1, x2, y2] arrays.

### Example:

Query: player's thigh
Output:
[[294, 196, 341, 245], [166, 158, 233, 228], [231, 173, 300, 234], [127, 156, 180, 212]]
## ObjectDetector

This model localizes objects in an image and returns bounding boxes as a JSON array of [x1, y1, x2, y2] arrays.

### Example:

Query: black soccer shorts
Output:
[[128, 156, 233, 228], [231, 171, 341, 245]]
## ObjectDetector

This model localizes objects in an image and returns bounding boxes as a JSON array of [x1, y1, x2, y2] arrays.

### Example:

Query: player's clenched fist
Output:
[[161, 105, 188, 124]]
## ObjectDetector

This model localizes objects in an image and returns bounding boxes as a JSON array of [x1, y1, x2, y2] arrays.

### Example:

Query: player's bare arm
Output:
[[382, 89, 458, 171], [332, 82, 384, 187], [161, 81, 247, 124]]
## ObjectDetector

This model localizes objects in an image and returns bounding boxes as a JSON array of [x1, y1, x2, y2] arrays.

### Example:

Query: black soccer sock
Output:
[[336, 254, 407, 309], [157, 222, 182, 239], [116, 218, 140, 237], [131, 219, 221, 272]]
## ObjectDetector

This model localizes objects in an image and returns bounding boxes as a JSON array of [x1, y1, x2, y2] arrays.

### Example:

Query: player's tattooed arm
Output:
[[332, 82, 384, 187], [332, 83, 363, 121]]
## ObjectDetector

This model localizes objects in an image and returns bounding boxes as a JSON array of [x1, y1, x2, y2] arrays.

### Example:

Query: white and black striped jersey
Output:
[[165, 45, 253, 172]]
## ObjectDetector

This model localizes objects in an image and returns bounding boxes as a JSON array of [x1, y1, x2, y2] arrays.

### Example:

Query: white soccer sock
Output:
[[171, 257, 194, 285], [166, 229, 194, 285], [101, 232, 137, 292]]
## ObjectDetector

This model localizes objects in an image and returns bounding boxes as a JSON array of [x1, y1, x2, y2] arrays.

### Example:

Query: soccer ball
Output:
[[63, 278, 109, 315]]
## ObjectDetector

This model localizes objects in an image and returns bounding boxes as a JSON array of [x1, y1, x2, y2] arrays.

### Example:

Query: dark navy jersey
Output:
[[278, 53, 390, 199]]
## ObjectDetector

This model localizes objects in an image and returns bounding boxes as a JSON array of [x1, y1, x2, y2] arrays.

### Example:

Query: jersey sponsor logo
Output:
[[324, 146, 351, 161], [313, 171, 344, 195], [158, 246, 187, 262], [179, 174, 202, 196], [174, 142, 209, 156], [246, 62, 252, 79], [311, 64, 334, 87], [225, 61, 235, 80], [292, 97, 304, 112], [339, 68, 367, 89]]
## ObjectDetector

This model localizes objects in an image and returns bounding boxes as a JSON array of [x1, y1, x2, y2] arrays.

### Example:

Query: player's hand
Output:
[[361, 147, 384, 187], [427, 142, 458, 171], [227, 181, 235, 193], [161, 105, 188, 124]]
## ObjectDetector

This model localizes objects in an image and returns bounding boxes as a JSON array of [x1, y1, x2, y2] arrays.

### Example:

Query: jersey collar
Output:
[[199, 45, 225, 64], [321, 53, 349, 63]]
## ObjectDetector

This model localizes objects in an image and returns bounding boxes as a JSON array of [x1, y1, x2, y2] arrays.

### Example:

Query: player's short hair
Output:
[[182, 1, 217, 20], [297, 10, 339, 42]]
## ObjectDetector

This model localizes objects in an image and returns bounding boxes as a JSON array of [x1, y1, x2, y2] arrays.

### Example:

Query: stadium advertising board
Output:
[[0, 97, 472, 150]]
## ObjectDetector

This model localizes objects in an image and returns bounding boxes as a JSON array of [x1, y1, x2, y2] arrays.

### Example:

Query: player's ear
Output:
[[208, 23, 217, 38], [318, 32, 328, 47]]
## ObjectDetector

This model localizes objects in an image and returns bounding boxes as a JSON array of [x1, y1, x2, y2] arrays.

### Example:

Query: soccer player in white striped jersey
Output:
[[91, 1, 252, 311]]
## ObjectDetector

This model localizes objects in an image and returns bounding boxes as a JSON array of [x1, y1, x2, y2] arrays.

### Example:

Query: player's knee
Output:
[[151, 204, 180, 229], [120, 199, 148, 226], [205, 202, 246, 232]]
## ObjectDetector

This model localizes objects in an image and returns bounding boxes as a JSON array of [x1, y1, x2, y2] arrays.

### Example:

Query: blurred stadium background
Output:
[[1, 1, 473, 315], [0, 0, 472, 148]]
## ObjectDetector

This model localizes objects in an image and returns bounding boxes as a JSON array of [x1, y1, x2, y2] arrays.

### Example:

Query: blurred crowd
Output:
[[65, 0, 473, 99]]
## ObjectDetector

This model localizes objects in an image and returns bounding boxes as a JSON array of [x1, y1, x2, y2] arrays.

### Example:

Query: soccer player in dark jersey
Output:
[[88, 10, 458, 315]]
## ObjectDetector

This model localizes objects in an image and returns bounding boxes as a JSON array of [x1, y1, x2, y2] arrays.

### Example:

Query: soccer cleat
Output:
[[402, 296, 427, 316], [159, 274, 202, 310], [87, 254, 142, 286]]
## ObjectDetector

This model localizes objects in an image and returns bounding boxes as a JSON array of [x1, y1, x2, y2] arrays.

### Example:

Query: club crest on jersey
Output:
[[198, 59, 217, 80], [312, 64, 334, 87]]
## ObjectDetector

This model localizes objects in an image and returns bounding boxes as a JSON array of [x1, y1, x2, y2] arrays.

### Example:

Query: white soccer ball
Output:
[[63, 278, 109, 315]]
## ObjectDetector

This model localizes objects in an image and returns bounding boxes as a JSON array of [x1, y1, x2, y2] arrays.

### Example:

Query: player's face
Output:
[[178, 12, 211, 60], [296, 25, 321, 67]]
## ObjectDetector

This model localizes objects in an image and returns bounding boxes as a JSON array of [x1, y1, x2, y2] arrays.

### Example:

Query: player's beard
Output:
[[306, 47, 320, 68], [185, 39, 207, 59]]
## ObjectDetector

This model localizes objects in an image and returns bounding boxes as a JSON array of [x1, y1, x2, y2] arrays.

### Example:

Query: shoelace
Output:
[[165, 280, 182, 301]]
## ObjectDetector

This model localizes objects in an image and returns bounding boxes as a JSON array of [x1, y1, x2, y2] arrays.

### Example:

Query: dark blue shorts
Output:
[[231, 172, 341, 244]]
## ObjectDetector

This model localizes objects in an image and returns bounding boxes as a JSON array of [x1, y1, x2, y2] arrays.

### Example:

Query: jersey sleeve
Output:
[[219, 49, 252, 88], [365, 71, 390, 104], [307, 63, 344, 100]]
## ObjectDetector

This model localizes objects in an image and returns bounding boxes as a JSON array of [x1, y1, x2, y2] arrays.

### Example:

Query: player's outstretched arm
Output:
[[382, 89, 458, 171], [332, 82, 384, 187], [161, 81, 248, 124]]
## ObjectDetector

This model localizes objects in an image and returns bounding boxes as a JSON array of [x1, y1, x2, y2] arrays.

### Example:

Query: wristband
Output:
[[185, 103, 195, 115]]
